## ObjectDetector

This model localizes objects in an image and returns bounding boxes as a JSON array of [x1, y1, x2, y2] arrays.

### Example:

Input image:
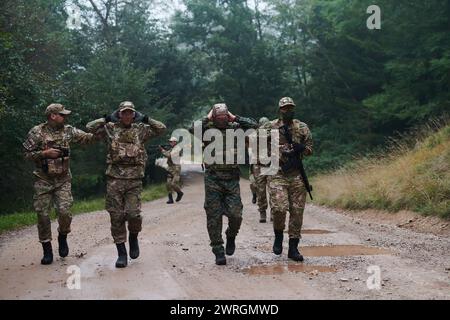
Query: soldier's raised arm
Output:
[[69, 126, 97, 145], [233, 115, 258, 130], [86, 117, 107, 139], [140, 117, 167, 142]]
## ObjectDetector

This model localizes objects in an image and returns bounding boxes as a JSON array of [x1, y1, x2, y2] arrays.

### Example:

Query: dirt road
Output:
[[1, 165, 449, 300]]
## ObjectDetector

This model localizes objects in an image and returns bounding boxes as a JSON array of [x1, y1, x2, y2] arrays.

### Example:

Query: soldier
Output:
[[253, 117, 271, 223], [23, 103, 98, 265], [160, 137, 184, 204], [86, 101, 166, 268], [260, 97, 313, 262], [190, 103, 257, 265]]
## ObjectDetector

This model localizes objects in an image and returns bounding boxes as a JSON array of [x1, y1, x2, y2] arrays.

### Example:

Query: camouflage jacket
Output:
[[260, 119, 313, 173], [161, 145, 182, 176], [86, 118, 166, 179], [189, 115, 258, 176], [23, 122, 95, 182]]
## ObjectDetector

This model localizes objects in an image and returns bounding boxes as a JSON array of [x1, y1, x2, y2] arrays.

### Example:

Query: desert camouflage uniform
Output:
[[86, 118, 166, 243], [23, 123, 95, 242], [190, 116, 258, 255], [261, 119, 313, 238], [161, 145, 182, 193]]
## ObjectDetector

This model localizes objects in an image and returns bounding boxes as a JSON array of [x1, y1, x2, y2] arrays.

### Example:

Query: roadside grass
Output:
[[312, 122, 450, 219]]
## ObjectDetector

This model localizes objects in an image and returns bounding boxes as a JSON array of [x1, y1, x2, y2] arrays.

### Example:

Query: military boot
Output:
[[175, 191, 184, 202], [41, 242, 53, 265], [259, 210, 266, 223], [225, 236, 236, 256], [273, 230, 283, 255], [58, 233, 69, 258], [288, 238, 304, 262], [166, 193, 174, 204], [215, 252, 226, 265], [252, 193, 257, 204], [129, 233, 139, 259], [115, 243, 128, 268]]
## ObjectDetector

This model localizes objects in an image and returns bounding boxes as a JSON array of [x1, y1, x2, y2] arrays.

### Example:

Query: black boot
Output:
[[288, 238, 304, 262], [41, 242, 53, 265], [259, 210, 266, 223], [225, 236, 236, 256], [129, 233, 139, 259], [252, 193, 257, 204], [167, 193, 174, 204], [115, 243, 128, 268], [58, 233, 69, 258], [215, 252, 226, 265], [175, 191, 184, 202], [273, 230, 283, 255]]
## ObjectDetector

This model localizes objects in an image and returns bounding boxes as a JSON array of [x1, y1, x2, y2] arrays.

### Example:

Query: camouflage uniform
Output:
[[249, 165, 257, 196], [161, 145, 182, 194], [86, 117, 166, 243], [261, 118, 313, 238], [23, 119, 95, 243], [190, 110, 257, 256], [253, 164, 269, 220]]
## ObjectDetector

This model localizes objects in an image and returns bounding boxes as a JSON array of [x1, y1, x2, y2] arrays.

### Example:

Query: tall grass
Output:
[[0, 183, 166, 233], [312, 121, 450, 219]]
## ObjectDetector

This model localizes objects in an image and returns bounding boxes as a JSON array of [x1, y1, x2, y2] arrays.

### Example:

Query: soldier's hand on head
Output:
[[42, 148, 62, 159], [105, 110, 119, 123], [227, 111, 236, 122], [207, 109, 214, 120], [134, 111, 149, 123]]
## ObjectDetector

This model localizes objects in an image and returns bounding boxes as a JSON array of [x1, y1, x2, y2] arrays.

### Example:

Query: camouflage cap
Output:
[[45, 103, 71, 116], [118, 101, 136, 112], [278, 97, 296, 108], [259, 117, 270, 125], [169, 137, 178, 142]]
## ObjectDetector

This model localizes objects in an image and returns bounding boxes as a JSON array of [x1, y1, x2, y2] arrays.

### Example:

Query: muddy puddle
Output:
[[259, 244, 391, 256], [243, 264, 337, 276]]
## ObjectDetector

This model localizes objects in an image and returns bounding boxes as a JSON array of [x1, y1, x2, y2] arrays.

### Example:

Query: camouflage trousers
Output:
[[204, 171, 243, 255], [254, 165, 269, 216], [105, 178, 143, 244], [166, 166, 182, 193], [249, 173, 257, 195], [33, 178, 73, 243], [268, 172, 306, 238]]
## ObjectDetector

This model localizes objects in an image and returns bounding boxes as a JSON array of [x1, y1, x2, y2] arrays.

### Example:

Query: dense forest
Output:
[[1, 0, 449, 213]]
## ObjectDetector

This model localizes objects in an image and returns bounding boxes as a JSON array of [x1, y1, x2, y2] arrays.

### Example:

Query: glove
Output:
[[134, 111, 149, 123], [292, 143, 306, 154], [104, 110, 119, 123]]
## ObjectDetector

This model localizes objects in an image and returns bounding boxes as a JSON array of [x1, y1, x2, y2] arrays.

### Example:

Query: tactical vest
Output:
[[203, 122, 240, 174], [106, 125, 146, 166], [40, 126, 71, 177]]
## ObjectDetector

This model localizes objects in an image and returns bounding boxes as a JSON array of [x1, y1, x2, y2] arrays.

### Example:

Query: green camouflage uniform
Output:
[[190, 116, 257, 255], [86, 118, 166, 243], [23, 123, 95, 242], [249, 165, 257, 195], [161, 145, 182, 193], [253, 164, 269, 219], [261, 119, 313, 238]]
